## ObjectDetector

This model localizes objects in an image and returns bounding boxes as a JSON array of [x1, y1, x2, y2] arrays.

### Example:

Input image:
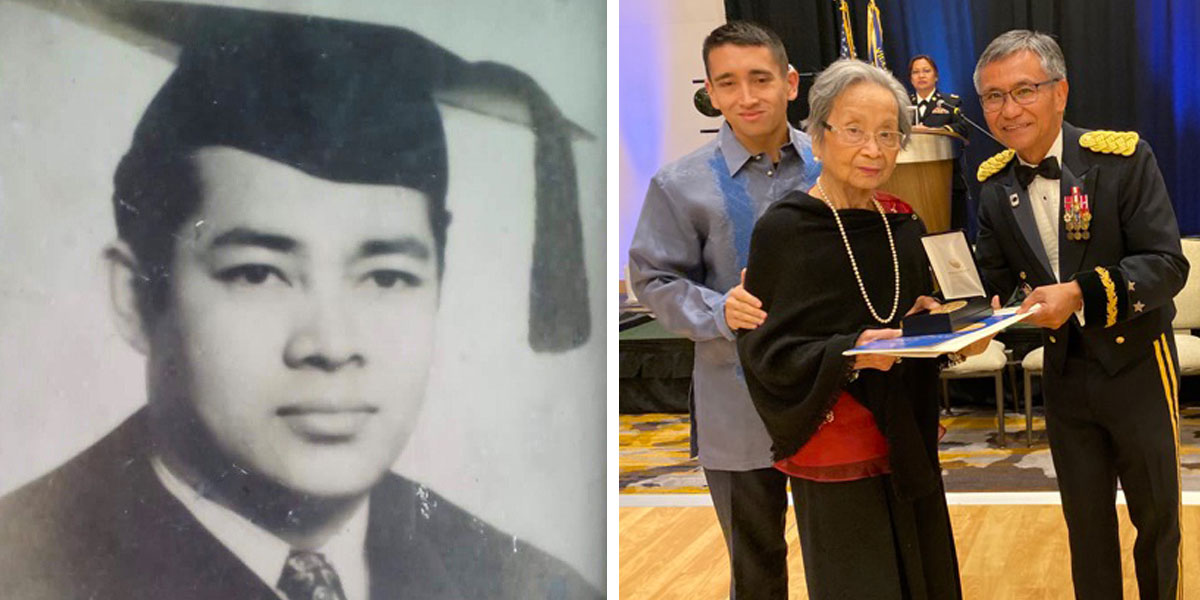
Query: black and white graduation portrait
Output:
[[0, 1, 604, 598]]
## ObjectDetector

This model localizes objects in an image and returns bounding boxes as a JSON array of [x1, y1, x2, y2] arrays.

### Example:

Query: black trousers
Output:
[[1044, 331, 1182, 600], [791, 475, 962, 600], [703, 467, 789, 600]]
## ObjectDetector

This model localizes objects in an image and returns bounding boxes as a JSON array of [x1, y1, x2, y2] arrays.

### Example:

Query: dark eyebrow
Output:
[[359, 238, 431, 261], [209, 227, 297, 252], [984, 79, 1038, 94]]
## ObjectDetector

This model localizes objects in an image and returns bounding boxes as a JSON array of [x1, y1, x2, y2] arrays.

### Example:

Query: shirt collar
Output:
[[1017, 127, 1064, 168], [916, 90, 937, 103], [152, 456, 371, 600], [718, 121, 807, 176]]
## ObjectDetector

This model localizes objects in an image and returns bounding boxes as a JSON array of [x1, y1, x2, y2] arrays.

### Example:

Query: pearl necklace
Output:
[[815, 177, 900, 324]]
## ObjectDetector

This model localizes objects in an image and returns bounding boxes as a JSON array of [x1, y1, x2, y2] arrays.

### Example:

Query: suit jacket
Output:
[[910, 90, 968, 138], [975, 122, 1189, 376], [0, 410, 600, 600]]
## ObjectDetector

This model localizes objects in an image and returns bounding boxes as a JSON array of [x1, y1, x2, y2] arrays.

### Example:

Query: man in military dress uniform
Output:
[[973, 30, 1187, 599]]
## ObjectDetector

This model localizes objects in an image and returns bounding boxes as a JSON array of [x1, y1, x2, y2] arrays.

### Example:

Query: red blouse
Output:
[[773, 192, 913, 482]]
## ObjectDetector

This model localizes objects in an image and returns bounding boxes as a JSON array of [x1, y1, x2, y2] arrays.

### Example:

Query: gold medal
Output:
[[1078, 188, 1091, 238], [930, 299, 968, 315], [1066, 186, 1092, 242]]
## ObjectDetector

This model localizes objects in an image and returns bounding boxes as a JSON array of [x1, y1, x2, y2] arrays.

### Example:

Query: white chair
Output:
[[940, 340, 1011, 446], [1172, 238, 1200, 377], [1021, 239, 1200, 448]]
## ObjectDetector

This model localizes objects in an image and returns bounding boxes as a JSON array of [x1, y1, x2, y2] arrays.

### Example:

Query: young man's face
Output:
[[704, 43, 798, 147], [145, 146, 440, 499]]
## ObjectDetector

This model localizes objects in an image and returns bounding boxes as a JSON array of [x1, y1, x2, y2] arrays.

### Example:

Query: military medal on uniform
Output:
[[1065, 185, 1091, 241]]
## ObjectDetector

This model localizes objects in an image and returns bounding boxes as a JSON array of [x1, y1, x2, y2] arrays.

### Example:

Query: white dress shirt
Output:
[[152, 457, 371, 600], [916, 90, 936, 120], [1019, 130, 1064, 281], [1018, 129, 1087, 324]]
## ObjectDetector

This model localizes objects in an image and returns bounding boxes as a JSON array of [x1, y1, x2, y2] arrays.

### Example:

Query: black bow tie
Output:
[[1014, 156, 1062, 188]]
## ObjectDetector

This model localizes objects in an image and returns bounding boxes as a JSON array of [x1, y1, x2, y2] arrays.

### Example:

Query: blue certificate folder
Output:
[[843, 308, 1033, 358]]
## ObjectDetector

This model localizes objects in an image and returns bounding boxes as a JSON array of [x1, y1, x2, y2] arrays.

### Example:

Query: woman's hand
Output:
[[905, 295, 942, 317], [853, 328, 902, 371]]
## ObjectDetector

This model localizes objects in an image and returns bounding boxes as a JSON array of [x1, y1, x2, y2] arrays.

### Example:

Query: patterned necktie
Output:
[[277, 550, 349, 600], [1015, 155, 1063, 188]]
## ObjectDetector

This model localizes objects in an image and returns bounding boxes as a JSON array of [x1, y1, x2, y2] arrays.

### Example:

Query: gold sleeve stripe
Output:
[[1153, 334, 1184, 597], [1095, 267, 1118, 328], [1079, 130, 1139, 156]]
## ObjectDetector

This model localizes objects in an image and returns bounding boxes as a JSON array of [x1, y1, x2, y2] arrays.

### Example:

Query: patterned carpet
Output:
[[620, 407, 1200, 494]]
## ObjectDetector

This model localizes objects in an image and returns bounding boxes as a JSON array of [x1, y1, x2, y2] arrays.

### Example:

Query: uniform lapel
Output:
[[1058, 124, 1095, 279], [999, 169, 1056, 282]]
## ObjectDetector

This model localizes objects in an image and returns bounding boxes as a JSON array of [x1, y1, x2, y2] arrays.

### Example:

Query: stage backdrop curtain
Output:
[[724, 0, 1200, 238]]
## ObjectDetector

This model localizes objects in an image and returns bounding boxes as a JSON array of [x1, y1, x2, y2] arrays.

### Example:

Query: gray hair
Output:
[[805, 59, 912, 147], [973, 30, 1067, 93]]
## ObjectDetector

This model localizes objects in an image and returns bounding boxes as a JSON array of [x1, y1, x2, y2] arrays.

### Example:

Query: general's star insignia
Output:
[[1128, 281, 1136, 291], [1134, 301, 1145, 312]]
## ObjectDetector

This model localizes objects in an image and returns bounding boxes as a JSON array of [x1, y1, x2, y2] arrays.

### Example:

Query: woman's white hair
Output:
[[805, 59, 912, 148]]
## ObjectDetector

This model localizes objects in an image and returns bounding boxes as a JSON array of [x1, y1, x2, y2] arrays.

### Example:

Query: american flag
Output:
[[837, 0, 856, 59]]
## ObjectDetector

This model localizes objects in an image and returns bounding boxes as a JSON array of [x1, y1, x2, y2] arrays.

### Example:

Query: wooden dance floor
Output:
[[620, 502, 1200, 599]]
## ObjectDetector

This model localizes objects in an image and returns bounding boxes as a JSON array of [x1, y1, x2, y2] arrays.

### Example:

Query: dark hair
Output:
[[112, 19, 452, 315], [702, 21, 789, 78], [908, 54, 939, 76]]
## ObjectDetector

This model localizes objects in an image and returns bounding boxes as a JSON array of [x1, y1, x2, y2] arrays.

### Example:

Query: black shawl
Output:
[[737, 191, 942, 500]]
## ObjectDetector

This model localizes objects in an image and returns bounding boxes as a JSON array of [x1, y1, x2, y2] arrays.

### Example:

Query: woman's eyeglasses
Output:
[[821, 122, 905, 149]]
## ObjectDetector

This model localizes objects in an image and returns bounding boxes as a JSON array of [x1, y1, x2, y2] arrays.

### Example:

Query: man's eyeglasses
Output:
[[821, 122, 905, 149], [979, 78, 1061, 113]]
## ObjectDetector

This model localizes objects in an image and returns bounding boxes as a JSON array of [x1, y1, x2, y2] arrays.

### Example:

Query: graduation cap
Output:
[[34, 0, 591, 353]]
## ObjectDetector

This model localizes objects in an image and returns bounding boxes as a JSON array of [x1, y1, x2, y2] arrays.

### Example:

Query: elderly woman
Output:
[[738, 59, 983, 599]]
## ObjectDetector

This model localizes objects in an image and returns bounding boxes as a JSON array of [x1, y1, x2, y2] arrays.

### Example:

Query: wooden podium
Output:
[[878, 128, 966, 233]]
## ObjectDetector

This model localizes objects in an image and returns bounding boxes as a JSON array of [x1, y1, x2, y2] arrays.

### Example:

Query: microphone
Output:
[[936, 99, 1003, 146]]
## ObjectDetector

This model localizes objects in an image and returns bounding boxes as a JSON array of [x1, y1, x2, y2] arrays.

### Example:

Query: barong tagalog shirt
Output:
[[628, 122, 820, 470]]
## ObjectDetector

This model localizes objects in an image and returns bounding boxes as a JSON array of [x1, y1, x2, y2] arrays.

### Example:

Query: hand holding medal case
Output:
[[901, 230, 993, 336]]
